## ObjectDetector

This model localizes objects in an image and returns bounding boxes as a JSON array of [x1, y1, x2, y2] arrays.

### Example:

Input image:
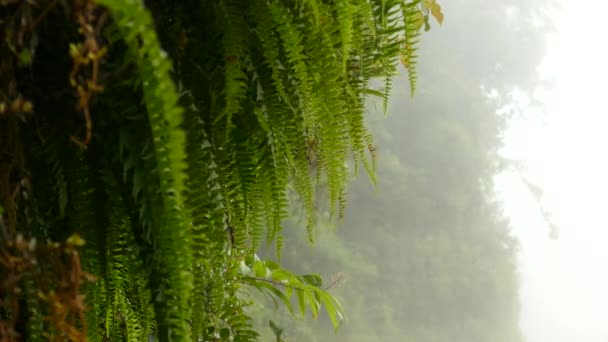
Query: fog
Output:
[[255, 0, 608, 341], [499, 0, 608, 340]]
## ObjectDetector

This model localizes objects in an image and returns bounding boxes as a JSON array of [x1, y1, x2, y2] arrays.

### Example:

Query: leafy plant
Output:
[[0, 0, 438, 341], [240, 256, 345, 330]]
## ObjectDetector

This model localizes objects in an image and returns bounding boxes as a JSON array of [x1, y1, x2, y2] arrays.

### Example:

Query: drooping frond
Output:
[[336, 0, 356, 71], [90, 0, 193, 339], [0, 0, 438, 340], [402, 0, 423, 96], [216, 0, 251, 134]]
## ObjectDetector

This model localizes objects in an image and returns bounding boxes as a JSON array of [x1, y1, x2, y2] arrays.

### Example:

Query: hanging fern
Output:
[[0, 0, 439, 340], [92, 0, 193, 339], [402, 0, 423, 97]]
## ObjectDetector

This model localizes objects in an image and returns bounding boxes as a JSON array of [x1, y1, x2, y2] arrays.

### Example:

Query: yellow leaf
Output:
[[400, 53, 410, 69], [67, 234, 86, 247], [425, 0, 444, 25], [400, 44, 413, 69]]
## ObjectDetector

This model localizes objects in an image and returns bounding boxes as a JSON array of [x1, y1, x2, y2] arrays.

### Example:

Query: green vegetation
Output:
[[252, 0, 553, 341], [0, 0, 443, 341]]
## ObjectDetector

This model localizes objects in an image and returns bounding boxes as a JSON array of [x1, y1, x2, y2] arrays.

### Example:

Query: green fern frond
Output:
[[221, 308, 259, 342], [402, 0, 423, 96], [24, 273, 44, 340], [336, 0, 355, 71], [94, 0, 193, 340], [383, 73, 394, 112], [41, 135, 68, 219], [250, 0, 294, 109], [63, 152, 109, 339], [101, 168, 154, 341], [181, 95, 232, 339], [234, 136, 267, 248], [355, 0, 377, 39], [268, 0, 315, 133], [254, 65, 302, 251], [217, 0, 251, 134], [306, 25, 349, 218]]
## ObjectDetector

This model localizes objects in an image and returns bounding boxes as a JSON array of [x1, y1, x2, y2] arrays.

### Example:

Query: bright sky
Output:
[[497, 0, 608, 341]]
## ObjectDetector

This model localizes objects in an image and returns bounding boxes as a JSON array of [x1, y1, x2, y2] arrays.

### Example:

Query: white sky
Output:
[[497, 0, 608, 341]]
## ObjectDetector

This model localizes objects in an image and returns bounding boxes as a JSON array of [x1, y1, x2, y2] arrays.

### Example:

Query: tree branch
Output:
[[240, 276, 302, 291]]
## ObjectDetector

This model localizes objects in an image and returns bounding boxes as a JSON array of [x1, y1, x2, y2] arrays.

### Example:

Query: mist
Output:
[[499, 0, 608, 340], [251, 0, 607, 341]]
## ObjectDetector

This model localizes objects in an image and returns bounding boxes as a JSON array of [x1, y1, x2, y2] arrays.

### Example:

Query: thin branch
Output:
[[240, 276, 302, 291], [323, 271, 344, 290]]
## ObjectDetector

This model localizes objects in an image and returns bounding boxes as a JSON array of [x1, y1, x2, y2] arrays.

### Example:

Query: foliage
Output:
[[240, 256, 344, 330], [251, 0, 553, 341], [0, 0, 436, 341]]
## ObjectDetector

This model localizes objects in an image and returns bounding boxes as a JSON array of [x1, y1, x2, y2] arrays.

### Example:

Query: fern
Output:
[[216, 0, 251, 134], [24, 272, 44, 340], [402, 0, 423, 96], [63, 152, 109, 340], [93, 0, 193, 340], [182, 93, 231, 340], [268, 0, 315, 132], [336, 0, 356, 71], [0, 0, 437, 340]]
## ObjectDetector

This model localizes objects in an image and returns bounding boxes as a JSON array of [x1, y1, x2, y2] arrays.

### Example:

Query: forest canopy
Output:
[[0, 0, 445, 341]]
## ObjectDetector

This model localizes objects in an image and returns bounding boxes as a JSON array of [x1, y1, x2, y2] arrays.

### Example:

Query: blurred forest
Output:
[[253, 0, 553, 341]]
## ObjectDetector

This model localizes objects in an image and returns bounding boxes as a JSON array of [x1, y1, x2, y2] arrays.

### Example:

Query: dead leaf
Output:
[[400, 44, 413, 69], [425, 0, 444, 25]]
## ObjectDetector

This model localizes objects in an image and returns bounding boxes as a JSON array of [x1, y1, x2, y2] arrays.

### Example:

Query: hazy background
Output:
[[499, 0, 608, 341], [253, 1, 608, 341]]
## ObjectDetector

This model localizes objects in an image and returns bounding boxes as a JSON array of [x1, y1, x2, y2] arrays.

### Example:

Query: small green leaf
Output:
[[301, 274, 322, 287], [271, 269, 293, 283], [219, 327, 231, 339], [306, 290, 320, 319], [264, 260, 280, 271], [268, 285, 294, 315], [362, 88, 385, 97], [18, 49, 32, 67], [296, 289, 306, 316], [318, 291, 344, 330], [253, 261, 267, 277]]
